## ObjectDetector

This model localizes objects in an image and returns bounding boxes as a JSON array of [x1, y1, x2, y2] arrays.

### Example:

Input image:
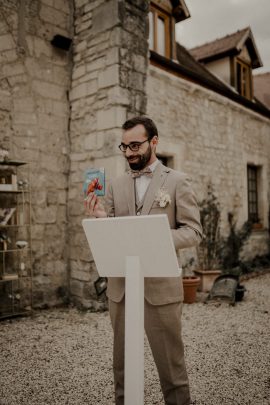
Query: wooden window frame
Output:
[[247, 164, 260, 226], [149, 4, 171, 59], [232, 58, 253, 100]]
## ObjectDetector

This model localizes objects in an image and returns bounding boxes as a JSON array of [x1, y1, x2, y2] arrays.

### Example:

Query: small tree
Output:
[[220, 212, 252, 271], [198, 183, 221, 270]]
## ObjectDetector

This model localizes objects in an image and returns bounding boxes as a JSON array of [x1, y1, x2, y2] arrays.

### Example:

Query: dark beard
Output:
[[127, 144, 152, 170]]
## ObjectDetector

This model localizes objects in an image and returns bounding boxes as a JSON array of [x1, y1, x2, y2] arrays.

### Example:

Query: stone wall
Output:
[[68, 0, 149, 308], [0, 0, 73, 307], [146, 65, 270, 265]]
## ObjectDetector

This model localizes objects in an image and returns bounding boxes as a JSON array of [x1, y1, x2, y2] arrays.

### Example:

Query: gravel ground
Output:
[[1, 273, 270, 405]]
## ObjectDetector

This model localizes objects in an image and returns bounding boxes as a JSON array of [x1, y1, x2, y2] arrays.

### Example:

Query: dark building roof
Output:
[[254, 73, 270, 109], [170, 0, 190, 22], [190, 27, 262, 69], [176, 42, 229, 91]]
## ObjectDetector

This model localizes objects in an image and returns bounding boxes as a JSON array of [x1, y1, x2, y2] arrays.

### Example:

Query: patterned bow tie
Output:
[[129, 167, 153, 178]]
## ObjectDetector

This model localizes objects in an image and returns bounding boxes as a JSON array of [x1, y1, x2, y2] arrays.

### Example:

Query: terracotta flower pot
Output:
[[182, 276, 200, 304]]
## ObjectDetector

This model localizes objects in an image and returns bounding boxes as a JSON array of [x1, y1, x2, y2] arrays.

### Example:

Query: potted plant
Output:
[[182, 274, 200, 303], [194, 183, 222, 292], [219, 212, 252, 273], [182, 258, 200, 304]]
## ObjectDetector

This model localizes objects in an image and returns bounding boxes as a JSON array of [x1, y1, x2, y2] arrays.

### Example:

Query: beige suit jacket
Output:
[[105, 161, 202, 305]]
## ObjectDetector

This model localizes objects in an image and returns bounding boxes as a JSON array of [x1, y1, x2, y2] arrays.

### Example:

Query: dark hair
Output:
[[122, 116, 158, 140]]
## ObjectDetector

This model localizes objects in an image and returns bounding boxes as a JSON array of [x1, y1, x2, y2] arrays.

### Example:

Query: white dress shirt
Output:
[[135, 159, 159, 202]]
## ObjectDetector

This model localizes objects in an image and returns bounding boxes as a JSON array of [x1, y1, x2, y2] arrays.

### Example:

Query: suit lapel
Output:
[[124, 174, 136, 216], [141, 162, 170, 215]]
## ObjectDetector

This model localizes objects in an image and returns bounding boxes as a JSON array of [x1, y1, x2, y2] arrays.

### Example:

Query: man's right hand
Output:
[[84, 179, 107, 218], [84, 192, 107, 218]]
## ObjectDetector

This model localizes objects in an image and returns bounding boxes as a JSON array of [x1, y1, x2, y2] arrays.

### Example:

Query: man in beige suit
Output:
[[85, 117, 202, 405]]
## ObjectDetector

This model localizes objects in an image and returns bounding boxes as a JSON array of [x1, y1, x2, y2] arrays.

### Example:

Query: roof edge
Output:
[[171, 0, 191, 22], [190, 27, 263, 69]]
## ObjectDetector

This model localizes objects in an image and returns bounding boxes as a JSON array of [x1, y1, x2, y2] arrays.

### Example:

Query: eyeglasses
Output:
[[118, 139, 150, 152]]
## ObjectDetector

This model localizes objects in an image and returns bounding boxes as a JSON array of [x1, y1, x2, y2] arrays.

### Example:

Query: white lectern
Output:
[[82, 214, 180, 405]]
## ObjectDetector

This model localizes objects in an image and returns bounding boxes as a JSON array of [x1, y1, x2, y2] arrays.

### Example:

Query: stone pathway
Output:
[[1, 273, 270, 405]]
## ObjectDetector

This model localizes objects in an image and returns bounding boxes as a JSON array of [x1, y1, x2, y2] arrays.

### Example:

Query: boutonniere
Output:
[[155, 188, 171, 208]]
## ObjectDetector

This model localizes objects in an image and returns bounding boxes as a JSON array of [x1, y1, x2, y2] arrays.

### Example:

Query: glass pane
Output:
[[247, 165, 258, 223], [236, 63, 242, 94], [149, 11, 154, 50], [157, 16, 165, 56], [242, 66, 247, 97]]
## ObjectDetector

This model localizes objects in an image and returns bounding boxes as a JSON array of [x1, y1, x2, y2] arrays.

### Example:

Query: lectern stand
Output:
[[82, 214, 180, 405]]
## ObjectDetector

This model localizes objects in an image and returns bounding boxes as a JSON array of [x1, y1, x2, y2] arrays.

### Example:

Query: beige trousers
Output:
[[109, 299, 190, 405]]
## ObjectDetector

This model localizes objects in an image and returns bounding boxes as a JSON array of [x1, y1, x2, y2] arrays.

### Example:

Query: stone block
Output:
[[34, 206, 57, 224], [97, 106, 126, 130], [33, 80, 65, 100], [72, 64, 86, 80], [75, 19, 92, 34], [31, 240, 47, 260], [106, 46, 119, 66], [68, 199, 85, 216], [6, 74, 28, 86], [98, 64, 119, 89], [52, 0, 70, 14], [47, 190, 58, 205], [127, 71, 145, 90], [87, 30, 110, 47], [51, 100, 69, 117], [0, 91, 12, 110], [0, 34, 14, 51], [69, 243, 91, 261], [68, 187, 81, 201], [33, 37, 52, 58], [69, 82, 87, 100], [57, 206, 68, 224], [44, 260, 66, 276], [40, 4, 68, 29], [70, 152, 88, 162], [82, 13, 92, 23], [13, 112, 38, 126], [31, 224, 45, 240], [70, 279, 84, 298], [96, 132, 105, 149], [70, 268, 91, 282], [109, 27, 121, 47], [2, 62, 25, 77], [76, 0, 89, 8], [57, 190, 67, 205], [133, 53, 147, 74], [73, 52, 81, 63], [70, 258, 92, 273], [82, 72, 100, 85], [14, 97, 35, 113], [69, 80, 97, 101], [84, 1, 100, 13], [86, 57, 105, 73], [84, 134, 97, 150], [107, 86, 130, 106], [92, 0, 119, 35], [83, 282, 95, 300], [42, 0, 54, 6], [74, 39, 87, 54], [0, 49, 17, 63]]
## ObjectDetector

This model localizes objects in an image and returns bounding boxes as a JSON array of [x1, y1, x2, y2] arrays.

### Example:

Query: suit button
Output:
[[136, 212, 141, 215]]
